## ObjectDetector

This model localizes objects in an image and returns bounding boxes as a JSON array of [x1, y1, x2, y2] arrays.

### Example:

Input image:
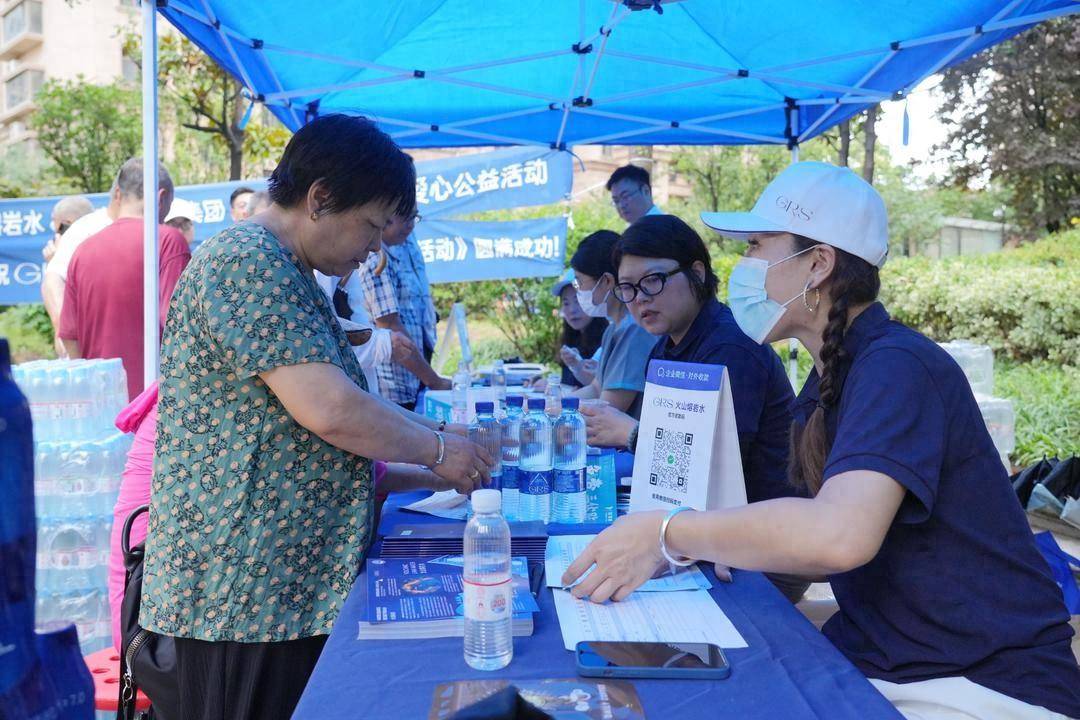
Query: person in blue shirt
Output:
[[564, 162, 1080, 719], [583, 215, 798, 506], [569, 230, 657, 419]]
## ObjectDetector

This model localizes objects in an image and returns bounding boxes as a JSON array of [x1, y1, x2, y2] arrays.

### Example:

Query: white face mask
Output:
[[575, 278, 610, 319], [727, 246, 817, 344]]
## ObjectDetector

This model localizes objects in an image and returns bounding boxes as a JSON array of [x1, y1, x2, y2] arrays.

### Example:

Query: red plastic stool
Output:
[[84, 647, 151, 713]]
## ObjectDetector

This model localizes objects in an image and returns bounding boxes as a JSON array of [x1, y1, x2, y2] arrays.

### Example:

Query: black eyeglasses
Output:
[[613, 267, 686, 303]]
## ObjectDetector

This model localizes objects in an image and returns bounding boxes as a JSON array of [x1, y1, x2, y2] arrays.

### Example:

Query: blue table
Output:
[[293, 493, 902, 719]]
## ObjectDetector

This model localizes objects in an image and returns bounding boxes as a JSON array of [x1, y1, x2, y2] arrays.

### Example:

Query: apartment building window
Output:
[[2, 1, 43, 44], [5, 68, 43, 110]]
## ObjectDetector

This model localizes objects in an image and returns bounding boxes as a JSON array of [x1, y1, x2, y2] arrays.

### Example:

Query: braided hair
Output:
[[788, 234, 881, 495]]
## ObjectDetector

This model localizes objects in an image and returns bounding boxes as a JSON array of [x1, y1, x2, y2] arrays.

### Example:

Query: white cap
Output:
[[471, 489, 501, 514], [165, 197, 201, 223], [701, 161, 889, 267]]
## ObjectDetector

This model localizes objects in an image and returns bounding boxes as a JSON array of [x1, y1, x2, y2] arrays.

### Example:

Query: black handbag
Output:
[[117, 505, 178, 720]]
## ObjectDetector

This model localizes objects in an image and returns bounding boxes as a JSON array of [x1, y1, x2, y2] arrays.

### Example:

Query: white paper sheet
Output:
[[544, 535, 711, 592], [552, 587, 747, 651], [402, 490, 469, 520]]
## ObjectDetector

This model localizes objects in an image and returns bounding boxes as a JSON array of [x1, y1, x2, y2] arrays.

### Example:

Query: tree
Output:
[[862, 105, 878, 183], [29, 78, 141, 192], [123, 29, 261, 180], [937, 18, 1080, 235]]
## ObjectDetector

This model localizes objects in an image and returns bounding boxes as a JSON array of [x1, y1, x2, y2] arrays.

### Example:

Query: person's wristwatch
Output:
[[626, 422, 640, 453]]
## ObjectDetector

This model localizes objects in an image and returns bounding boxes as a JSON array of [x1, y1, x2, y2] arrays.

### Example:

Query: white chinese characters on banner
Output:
[[415, 159, 550, 206], [419, 233, 561, 265], [0, 210, 45, 237]]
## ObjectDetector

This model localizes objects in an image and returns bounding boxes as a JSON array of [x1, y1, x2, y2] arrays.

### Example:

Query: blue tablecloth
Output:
[[294, 494, 902, 719]]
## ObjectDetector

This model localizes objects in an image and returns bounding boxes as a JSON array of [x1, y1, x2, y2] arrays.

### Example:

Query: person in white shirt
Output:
[[313, 269, 426, 395], [42, 194, 120, 354]]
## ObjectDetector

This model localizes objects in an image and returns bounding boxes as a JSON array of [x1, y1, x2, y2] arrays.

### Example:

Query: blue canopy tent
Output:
[[133, 0, 1079, 387]]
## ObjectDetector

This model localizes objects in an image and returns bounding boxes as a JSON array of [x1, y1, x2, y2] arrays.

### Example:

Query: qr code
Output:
[[648, 427, 693, 494]]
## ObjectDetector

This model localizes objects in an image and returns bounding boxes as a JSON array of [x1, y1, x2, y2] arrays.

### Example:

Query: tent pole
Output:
[[141, 0, 159, 392], [787, 112, 800, 389]]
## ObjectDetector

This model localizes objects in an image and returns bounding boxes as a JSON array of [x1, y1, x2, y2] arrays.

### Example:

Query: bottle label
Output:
[[554, 468, 586, 494], [464, 577, 512, 622], [502, 464, 519, 490], [521, 470, 551, 496]]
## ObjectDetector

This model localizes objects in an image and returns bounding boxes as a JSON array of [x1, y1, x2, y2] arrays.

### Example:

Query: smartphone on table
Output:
[[575, 641, 730, 680]]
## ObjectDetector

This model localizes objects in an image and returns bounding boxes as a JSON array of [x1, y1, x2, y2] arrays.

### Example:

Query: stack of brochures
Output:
[[356, 555, 540, 640], [379, 522, 549, 564]]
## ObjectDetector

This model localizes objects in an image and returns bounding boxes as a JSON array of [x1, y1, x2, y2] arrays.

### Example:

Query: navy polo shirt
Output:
[[649, 298, 798, 503], [794, 303, 1080, 716]]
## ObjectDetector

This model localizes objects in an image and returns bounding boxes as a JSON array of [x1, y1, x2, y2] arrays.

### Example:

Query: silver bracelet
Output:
[[659, 507, 694, 567], [431, 431, 446, 467]]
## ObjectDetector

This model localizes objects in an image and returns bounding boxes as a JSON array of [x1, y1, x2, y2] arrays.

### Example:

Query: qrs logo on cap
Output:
[[774, 195, 814, 222]]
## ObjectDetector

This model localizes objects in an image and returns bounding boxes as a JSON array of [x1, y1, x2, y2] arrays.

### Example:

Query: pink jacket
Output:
[[108, 383, 158, 651]]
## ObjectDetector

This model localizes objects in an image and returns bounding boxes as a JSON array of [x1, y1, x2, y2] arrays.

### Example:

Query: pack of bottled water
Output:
[[13, 358, 133, 655]]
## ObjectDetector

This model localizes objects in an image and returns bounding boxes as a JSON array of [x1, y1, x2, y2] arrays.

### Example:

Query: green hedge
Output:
[[879, 231, 1079, 364], [710, 230, 1079, 365]]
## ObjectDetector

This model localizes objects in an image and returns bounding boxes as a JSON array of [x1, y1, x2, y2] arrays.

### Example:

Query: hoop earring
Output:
[[802, 282, 820, 313]]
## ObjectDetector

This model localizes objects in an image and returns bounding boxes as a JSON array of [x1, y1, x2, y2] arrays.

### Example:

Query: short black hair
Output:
[[614, 215, 719, 301], [571, 230, 621, 279], [605, 164, 651, 191], [268, 114, 416, 218], [229, 186, 255, 206]]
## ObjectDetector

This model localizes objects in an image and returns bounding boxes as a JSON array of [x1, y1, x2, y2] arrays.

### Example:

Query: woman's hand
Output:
[[562, 511, 668, 603], [432, 432, 493, 488], [573, 358, 599, 386], [580, 403, 637, 448], [443, 422, 469, 438], [559, 345, 583, 368]]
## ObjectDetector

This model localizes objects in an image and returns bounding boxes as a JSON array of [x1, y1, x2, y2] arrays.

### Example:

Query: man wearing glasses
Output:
[[357, 211, 453, 409], [606, 165, 663, 225]]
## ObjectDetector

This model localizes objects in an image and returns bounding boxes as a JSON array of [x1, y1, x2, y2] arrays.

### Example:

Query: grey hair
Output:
[[114, 158, 174, 200], [50, 196, 94, 225], [246, 190, 271, 214]]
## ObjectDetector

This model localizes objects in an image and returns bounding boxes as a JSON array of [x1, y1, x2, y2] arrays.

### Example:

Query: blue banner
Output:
[[415, 217, 567, 284], [415, 147, 572, 218], [0, 180, 264, 304]]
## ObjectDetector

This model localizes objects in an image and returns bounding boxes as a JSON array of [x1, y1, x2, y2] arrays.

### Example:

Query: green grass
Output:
[[0, 305, 55, 363], [996, 360, 1080, 467]]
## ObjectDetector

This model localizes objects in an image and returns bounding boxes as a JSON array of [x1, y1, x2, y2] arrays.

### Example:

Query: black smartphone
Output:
[[575, 641, 731, 680]]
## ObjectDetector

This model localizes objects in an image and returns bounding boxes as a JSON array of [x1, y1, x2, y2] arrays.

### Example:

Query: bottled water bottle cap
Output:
[[472, 489, 501, 513], [475, 401, 494, 414], [561, 397, 580, 411], [506, 395, 524, 407], [527, 398, 546, 411]]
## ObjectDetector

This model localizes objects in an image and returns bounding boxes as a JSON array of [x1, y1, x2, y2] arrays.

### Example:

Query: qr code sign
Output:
[[648, 427, 693, 494]]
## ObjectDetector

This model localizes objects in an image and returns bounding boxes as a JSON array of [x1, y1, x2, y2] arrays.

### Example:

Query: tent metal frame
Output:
[[137, 0, 1080, 391]]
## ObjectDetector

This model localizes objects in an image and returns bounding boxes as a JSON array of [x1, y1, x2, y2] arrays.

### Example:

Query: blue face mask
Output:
[[727, 246, 817, 344]]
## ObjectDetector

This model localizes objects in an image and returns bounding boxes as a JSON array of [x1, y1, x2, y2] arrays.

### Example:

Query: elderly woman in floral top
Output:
[[141, 115, 492, 720]]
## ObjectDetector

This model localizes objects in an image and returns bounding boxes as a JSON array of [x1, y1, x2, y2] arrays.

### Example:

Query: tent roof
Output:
[[159, 0, 1079, 148]]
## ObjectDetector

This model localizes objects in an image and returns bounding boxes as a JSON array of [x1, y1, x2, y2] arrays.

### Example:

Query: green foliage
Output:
[[937, 18, 1080, 235], [881, 230, 1080, 363], [29, 78, 142, 193], [997, 360, 1080, 467], [0, 305, 55, 363]]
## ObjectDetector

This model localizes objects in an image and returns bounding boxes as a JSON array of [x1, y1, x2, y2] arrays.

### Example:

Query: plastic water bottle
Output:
[[463, 488, 513, 671], [451, 364, 471, 424], [469, 401, 503, 492], [491, 360, 507, 416], [500, 396, 524, 520], [518, 398, 552, 523], [553, 397, 588, 524], [544, 372, 562, 417]]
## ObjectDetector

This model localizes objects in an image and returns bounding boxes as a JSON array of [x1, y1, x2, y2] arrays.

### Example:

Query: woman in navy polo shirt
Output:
[[564, 162, 1080, 718], [584, 217, 798, 505]]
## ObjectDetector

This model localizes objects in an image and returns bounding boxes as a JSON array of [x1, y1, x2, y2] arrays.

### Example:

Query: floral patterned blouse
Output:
[[140, 222, 373, 642]]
